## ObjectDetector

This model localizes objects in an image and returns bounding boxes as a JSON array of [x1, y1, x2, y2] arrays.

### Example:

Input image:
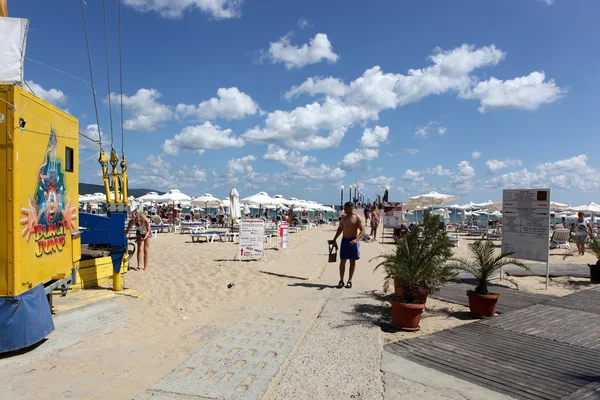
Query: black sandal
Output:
[[337, 280, 344, 289], [345, 281, 352, 289]]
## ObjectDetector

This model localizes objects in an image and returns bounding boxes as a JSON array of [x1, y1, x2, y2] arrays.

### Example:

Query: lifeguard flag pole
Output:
[[0, 0, 7, 17]]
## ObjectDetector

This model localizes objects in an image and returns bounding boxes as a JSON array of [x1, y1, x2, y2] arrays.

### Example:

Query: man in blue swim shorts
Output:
[[332, 202, 366, 289]]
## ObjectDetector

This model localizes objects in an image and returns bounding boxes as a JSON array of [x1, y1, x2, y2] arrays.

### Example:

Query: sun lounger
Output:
[[190, 231, 220, 243], [448, 234, 460, 246], [550, 229, 571, 250], [219, 232, 239, 242]]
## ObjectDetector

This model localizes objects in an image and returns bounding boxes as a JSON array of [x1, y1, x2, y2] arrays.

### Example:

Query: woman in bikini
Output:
[[125, 211, 151, 271]]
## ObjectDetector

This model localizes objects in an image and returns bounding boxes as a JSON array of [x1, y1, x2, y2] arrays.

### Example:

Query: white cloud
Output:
[[363, 176, 395, 189], [284, 77, 347, 100], [262, 145, 345, 182], [360, 126, 389, 148], [472, 151, 482, 159], [402, 148, 419, 155], [123, 0, 241, 19], [129, 154, 206, 190], [414, 121, 447, 139], [162, 121, 244, 156], [401, 169, 423, 181], [25, 80, 67, 105], [79, 124, 103, 152], [539, 0, 553, 5], [484, 155, 600, 193], [214, 155, 269, 186], [176, 87, 259, 121], [288, 44, 505, 110], [250, 44, 560, 150], [267, 33, 339, 69], [485, 158, 523, 174], [263, 145, 316, 170], [461, 71, 564, 112], [297, 17, 312, 29], [110, 88, 173, 132], [449, 160, 475, 193], [243, 97, 375, 150], [341, 148, 379, 169], [425, 165, 452, 176]]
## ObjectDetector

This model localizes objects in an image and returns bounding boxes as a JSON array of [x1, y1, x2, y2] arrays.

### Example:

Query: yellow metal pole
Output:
[[0, 0, 8, 17], [110, 149, 120, 204], [112, 272, 122, 291], [120, 156, 128, 204], [99, 151, 111, 203]]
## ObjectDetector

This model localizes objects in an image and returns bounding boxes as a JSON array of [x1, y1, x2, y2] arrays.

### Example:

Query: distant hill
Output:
[[79, 183, 164, 199]]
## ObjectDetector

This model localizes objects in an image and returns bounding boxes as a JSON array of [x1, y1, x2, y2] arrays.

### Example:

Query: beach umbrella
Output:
[[550, 201, 570, 210], [137, 191, 162, 203], [409, 191, 459, 209], [192, 193, 222, 214], [157, 189, 191, 204], [241, 191, 278, 217], [470, 200, 495, 209], [228, 187, 241, 224], [568, 202, 600, 214]]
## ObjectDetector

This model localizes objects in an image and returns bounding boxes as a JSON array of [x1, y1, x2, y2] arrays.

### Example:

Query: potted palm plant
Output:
[[373, 211, 457, 331], [448, 240, 529, 318]]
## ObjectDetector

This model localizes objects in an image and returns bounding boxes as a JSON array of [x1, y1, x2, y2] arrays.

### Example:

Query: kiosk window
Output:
[[65, 147, 74, 172]]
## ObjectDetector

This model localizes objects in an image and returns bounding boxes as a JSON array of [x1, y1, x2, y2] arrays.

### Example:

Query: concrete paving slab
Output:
[[143, 312, 310, 400], [270, 290, 384, 400], [381, 350, 515, 400]]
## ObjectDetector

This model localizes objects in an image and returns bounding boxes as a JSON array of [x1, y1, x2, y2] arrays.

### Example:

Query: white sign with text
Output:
[[501, 189, 551, 263], [239, 219, 265, 259]]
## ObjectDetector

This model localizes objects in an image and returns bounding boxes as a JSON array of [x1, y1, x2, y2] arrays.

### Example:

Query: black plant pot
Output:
[[589, 262, 600, 284]]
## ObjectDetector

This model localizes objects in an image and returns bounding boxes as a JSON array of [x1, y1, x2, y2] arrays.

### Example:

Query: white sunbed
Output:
[[550, 229, 571, 250]]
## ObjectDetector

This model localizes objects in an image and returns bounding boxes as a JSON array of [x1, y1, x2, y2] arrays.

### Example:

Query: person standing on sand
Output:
[[571, 211, 592, 255], [125, 211, 151, 271], [332, 202, 366, 289]]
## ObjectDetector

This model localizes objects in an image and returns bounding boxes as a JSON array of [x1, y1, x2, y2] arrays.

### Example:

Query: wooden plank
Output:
[[543, 288, 600, 314], [480, 305, 600, 349], [562, 381, 600, 400], [385, 323, 600, 400]]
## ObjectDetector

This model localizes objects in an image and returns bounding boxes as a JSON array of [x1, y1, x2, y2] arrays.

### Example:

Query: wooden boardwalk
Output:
[[543, 287, 600, 315], [386, 323, 600, 400], [431, 280, 555, 313], [481, 304, 600, 350]]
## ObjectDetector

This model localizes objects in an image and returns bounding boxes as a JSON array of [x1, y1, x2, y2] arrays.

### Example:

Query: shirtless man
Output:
[[332, 202, 366, 288]]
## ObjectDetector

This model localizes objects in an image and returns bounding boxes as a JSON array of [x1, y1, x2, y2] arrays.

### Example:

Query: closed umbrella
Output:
[[228, 188, 241, 225]]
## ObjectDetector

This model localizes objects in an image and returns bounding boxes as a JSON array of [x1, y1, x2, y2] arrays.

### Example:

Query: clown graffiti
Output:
[[20, 128, 77, 257]]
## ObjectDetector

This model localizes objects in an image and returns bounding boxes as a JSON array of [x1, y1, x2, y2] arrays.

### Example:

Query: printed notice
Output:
[[277, 222, 289, 250], [501, 189, 551, 262], [239, 219, 265, 258]]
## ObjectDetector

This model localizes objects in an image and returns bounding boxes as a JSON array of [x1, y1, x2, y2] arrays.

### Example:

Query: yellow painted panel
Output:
[[0, 86, 11, 296], [0, 84, 79, 296], [71, 257, 129, 291]]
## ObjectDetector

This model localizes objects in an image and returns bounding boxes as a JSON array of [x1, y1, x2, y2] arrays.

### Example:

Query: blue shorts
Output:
[[340, 237, 360, 260]]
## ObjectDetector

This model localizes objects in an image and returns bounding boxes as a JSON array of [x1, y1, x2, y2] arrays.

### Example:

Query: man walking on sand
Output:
[[332, 202, 366, 289]]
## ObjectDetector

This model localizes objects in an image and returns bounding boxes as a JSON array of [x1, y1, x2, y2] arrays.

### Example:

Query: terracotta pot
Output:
[[589, 262, 600, 284], [393, 278, 429, 303], [390, 299, 425, 331], [467, 292, 500, 318]]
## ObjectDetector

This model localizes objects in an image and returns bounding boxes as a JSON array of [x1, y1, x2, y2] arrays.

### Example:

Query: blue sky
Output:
[[12, 0, 600, 205]]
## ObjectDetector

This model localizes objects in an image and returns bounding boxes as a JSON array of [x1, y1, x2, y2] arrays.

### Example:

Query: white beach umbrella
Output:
[[470, 200, 495, 209], [192, 193, 222, 211], [550, 201, 571, 210], [137, 191, 162, 202], [409, 191, 459, 209], [228, 187, 241, 223], [569, 201, 600, 214], [157, 189, 191, 204], [241, 191, 277, 206], [222, 198, 230, 208]]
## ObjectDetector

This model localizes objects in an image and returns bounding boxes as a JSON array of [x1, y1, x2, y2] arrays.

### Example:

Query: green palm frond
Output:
[[448, 240, 530, 294], [371, 210, 457, 302]]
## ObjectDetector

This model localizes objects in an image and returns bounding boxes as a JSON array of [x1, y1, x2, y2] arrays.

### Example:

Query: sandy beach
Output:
[[0, 224, 596, 399]]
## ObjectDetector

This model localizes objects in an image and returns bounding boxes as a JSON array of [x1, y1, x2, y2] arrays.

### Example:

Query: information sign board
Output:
[[501, 189, 550, 263], [277, 222, 289, 250], [382, 202, 403, 228], [239, 219, 265, 259]]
